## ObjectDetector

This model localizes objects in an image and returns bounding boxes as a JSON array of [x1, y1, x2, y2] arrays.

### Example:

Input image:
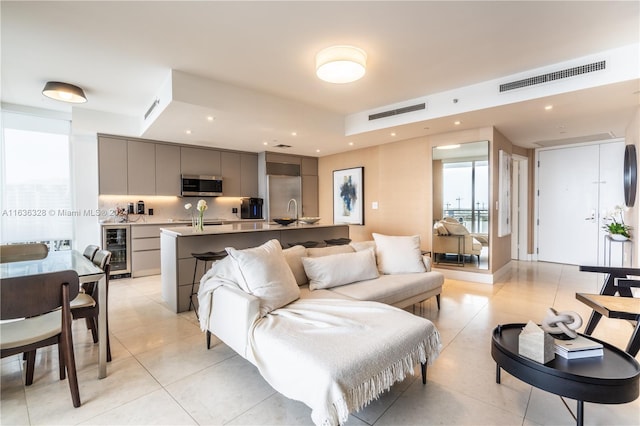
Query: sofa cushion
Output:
[[433, 222, 449, 235], [329, 272, 443, 306], [303, 249, 379, 290], [372, 233, 426, 274], [307, 245, 354, 257], [283, 245, 308, 285], [226, 239, 300, 317]]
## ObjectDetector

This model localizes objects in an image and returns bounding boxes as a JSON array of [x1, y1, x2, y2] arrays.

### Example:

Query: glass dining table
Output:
[[0, 249, 109, 379]]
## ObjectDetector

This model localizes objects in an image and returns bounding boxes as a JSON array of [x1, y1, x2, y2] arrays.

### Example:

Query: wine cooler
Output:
[[102, 225, 131, 278]]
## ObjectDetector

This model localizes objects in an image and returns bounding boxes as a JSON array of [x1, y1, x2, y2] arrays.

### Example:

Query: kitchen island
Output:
[[160, 222, 349, 312]]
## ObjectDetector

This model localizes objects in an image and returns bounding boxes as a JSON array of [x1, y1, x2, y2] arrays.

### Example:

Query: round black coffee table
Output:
[[491, 323, 639, 426]]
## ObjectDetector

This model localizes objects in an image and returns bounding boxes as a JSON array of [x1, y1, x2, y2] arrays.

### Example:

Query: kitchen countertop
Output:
[[161, 222, 343, 236]]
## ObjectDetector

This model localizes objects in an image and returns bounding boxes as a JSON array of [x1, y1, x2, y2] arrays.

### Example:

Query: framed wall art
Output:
[[333, 167, 364, 225]]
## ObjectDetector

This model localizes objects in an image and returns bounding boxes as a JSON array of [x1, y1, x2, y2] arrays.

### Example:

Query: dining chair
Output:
[[71, 250, 112, 362], [0, 243, 48, 263], [0, 269, 81, 407], [82, 244, 99, 261]]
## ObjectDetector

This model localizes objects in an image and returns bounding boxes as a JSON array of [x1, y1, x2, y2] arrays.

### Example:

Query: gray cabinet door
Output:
[[301, 157, 318, 175], [302, 175, 319, 217], [127, 140, 156, 195], [156, 144, 181, 195], [98, 137, 128, 195], [241, 153, 259, 197], [180, 147, 221, 176], [221, 151, 241, 196]]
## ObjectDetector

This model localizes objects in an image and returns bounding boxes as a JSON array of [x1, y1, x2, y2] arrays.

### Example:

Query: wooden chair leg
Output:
[[206, 330, 212, 349], [25, 350, 36, 386], [421, 362, 427, 384], [436, 294, 441, 310]]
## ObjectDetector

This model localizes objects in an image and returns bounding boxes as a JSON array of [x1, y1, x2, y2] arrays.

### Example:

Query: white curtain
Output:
[[0, 110, 73, 247]]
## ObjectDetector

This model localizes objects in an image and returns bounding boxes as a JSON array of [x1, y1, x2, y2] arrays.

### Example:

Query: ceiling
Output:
[[2, 1, 639, 156]]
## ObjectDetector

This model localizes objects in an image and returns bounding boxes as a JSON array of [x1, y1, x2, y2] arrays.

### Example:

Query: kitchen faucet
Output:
[[287, 198, 298, 222]]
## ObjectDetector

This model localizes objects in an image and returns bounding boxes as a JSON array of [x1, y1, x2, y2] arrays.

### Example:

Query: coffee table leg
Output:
[[495, 364, 501, 384], [576, 400, 583, 426]]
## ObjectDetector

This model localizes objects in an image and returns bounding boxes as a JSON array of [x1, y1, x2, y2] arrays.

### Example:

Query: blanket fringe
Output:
[[329, 329, 442, 425]]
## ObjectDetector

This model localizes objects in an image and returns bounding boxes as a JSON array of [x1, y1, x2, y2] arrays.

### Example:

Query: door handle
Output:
[[584, 210, 595, 221]]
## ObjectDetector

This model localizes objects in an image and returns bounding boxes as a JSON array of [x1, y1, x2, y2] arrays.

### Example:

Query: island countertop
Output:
[[160, 222, 349, 313], [160, 222, 342, 237]]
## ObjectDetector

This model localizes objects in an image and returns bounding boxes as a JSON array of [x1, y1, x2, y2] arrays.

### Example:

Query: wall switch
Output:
[[232, 207, 238, 213], [372, 201, 379, 209]]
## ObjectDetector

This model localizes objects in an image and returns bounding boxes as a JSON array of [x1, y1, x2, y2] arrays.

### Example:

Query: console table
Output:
[[491, 323, 639, 426]]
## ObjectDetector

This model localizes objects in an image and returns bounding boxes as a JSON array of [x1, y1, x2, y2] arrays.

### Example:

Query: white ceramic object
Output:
[[298, 217, 320, 224], [609, 233, 629, 241]]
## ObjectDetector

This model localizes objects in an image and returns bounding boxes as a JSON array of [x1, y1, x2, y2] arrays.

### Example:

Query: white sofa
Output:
[[197, 235, 443, 426]]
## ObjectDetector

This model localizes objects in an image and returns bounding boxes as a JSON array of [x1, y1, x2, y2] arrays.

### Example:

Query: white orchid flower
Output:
[[184, 203, 192, 210]]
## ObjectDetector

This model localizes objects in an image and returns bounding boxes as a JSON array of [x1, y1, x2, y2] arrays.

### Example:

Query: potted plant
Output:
[[602, 206, 632, 240]]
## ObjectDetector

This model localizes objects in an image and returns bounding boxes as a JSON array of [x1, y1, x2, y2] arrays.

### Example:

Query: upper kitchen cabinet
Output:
[[240, 153, 258, 197], [220, 152, 259, 197], [180, 147, 221, 176], [98, 137, 128, 195], [155, 144, 181, 195], [127, 140, 156, 195], [220, 151, 241, 196]]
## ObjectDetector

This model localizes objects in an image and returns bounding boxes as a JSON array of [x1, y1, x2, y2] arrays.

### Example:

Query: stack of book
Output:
[[554, 335, 604, 359]]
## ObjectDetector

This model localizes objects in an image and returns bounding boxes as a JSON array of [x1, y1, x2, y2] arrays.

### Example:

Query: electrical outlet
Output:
[[232, 207, 238, 213]]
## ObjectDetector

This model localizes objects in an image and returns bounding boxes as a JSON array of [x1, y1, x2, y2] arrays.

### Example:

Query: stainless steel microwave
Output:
[[181, 175, 223, 197]]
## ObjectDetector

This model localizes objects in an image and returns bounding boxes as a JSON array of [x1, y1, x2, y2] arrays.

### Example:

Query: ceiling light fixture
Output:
[[42, 81, 87, 103], [545, 105, 553, 110], [316, 45, 367, 84]]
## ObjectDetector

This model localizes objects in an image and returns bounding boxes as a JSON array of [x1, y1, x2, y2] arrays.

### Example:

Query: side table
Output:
[[491, 323, 639, 426], [604, 234, 633, 267]]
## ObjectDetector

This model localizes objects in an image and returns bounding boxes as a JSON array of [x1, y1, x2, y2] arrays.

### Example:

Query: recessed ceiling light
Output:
[[291, 132, 297, 136], [263, 141, 269, 145], [185, 130, 192, 135], [316, 149, 320, 153], [454, 121, 461, 126], [348, 142, 354, 146], [544, 105, 553, 111], [207, 116, 215, 121], [390, 132, 396, 137]]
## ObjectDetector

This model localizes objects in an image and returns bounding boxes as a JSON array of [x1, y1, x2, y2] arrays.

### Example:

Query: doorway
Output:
[[536, 140, 625, 265]]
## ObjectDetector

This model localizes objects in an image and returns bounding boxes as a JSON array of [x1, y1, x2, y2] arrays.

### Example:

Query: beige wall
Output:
[[318, 126, 514, 274], [490, 128, 513, 272], [625, 106, 640, 265]]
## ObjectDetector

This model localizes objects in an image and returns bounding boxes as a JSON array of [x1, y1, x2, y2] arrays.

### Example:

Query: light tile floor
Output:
[[2, 261, 639, 425]]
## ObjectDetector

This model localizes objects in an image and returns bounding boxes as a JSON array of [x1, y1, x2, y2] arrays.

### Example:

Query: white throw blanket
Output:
[[249, 299, 441, 426], [197, 258, 442, 426]]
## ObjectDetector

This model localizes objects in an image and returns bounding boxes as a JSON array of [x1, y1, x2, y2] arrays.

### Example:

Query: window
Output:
[[1, 110, 73, 249], [442, 160, 488, 233]]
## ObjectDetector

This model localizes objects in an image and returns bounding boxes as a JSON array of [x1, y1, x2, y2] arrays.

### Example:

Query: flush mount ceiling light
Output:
[[316, 45, 367, 84], [42, 81, 87, 103]]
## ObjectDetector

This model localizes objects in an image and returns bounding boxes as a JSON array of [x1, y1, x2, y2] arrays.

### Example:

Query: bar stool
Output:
[[189, 250, 227, 317], [324, 238, 352, 246], [288, 241, 320, 248]]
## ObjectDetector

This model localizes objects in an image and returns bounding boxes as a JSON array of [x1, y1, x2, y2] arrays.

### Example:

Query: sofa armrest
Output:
[[422, 255, 432, 272], [208, 284, 260, 360]]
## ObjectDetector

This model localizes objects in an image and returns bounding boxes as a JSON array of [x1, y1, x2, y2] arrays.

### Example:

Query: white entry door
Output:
[[537, 141, 624, 265]]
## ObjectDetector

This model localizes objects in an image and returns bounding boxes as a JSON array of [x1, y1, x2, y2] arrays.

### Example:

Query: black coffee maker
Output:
[[241, 198, 263, 219]]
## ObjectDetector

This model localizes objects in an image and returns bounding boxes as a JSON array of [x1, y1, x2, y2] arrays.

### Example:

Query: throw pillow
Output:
[[442, 220, 469, 235], [225, 239, 300, 317], [306, 244, 355, 257], [350, 240, 376, 252], [434, 222, 449, 235], [283, 245, 308, 285], [302, 249, 379, 290], [372, 233, 426, 274]]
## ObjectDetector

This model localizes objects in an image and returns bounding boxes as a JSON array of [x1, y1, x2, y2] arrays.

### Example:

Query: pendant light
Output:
[[42, 81, 87, 103]]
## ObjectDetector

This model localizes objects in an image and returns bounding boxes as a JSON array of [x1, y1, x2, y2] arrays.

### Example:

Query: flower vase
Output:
[[194, 215, 204, 232]]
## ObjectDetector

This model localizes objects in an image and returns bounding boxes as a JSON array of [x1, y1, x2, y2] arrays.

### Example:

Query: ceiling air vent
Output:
[[368, 103, 426, 121], [274, 144, 292, 149], [500, 60, 606, 92]]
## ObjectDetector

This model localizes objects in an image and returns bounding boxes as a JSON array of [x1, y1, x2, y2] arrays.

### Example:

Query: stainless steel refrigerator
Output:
[[265, 175, 301, 222]]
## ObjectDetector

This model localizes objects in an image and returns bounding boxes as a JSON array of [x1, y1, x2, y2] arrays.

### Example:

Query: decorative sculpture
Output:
[[541, 308, 583, 339]]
